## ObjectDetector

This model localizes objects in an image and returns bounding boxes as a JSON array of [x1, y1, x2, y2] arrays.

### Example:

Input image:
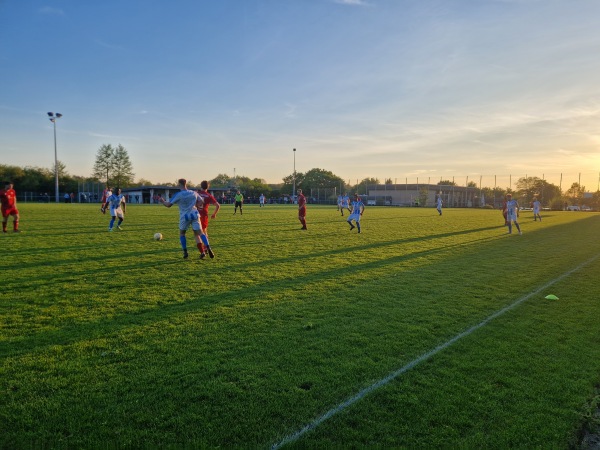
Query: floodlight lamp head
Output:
[[47, 112, 54, 117], [56, 113, 62, 118]]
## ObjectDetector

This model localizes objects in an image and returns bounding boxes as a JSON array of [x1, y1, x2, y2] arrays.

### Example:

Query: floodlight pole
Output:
[[47, 112, 63, 203], [293, 148, 296, 198]]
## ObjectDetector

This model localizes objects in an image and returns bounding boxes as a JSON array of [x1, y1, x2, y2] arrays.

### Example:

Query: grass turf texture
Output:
[[1, 204, 599, 448]]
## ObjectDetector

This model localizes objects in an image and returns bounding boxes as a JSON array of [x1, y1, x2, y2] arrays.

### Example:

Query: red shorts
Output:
[[298, 206, 306, 218], [2, 206, 18, 218], [200, 215, 209, 231]]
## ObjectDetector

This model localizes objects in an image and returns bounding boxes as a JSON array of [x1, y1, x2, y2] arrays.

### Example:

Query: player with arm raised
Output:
[[160, 178, 215, 259]]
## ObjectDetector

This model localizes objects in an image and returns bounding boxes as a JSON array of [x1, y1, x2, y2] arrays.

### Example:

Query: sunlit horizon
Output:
[[1, 1, 599, 189]]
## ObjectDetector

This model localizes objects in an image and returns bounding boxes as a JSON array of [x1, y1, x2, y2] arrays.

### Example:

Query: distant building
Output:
[[365, 184, 483, 208], [121, 185, 229, 204]]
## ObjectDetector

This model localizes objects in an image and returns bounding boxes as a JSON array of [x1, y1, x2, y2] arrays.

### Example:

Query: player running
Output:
[[505, 193, 522, 235], [1, 181, 20, 233], [196, 180, 220, 259], [102, 187, 126, 231], [347, 193, 365, 233], [160, 178, 215, 259]]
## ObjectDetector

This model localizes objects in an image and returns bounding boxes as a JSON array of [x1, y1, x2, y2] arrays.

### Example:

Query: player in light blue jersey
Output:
[[340, 193, 350, 216], [102, 187, 126, 231], [505, 193, 522, 235], [532, 197, 542, 221], [436, 193, 443, 216], [159, 178, 215, 259], [347, 193, 365, 233]]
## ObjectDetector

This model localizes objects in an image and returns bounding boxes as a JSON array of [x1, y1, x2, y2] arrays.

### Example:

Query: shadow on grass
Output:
[[4, 218, 595, 360]]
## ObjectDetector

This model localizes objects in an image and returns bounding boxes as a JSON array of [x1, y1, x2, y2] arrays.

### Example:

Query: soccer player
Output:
[[436, 193, 443, 216], [1, 181, 20, 233], [532, 197, 542, 221], [233, 190, 244, 215], [297, 189, 307, 230], [347, 193, 365, 233], [340, 193, 350, 216], [102, 187, 126, 231], [505, 193, 522, 235], [259, 193, 266, 207], [337, 194, 343, 211], [160, 178, 214, 259], [100, 186, 112, 214], [196, 180, 220, 259]]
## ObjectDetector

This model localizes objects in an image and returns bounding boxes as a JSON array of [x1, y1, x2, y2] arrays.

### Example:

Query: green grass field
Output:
[[1, 203, 600, 448]]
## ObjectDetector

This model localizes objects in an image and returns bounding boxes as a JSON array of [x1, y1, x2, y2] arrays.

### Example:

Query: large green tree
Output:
[[209, 173, 234, 188], [92, 144, 115, 186], [92, 144, 134, 188], [112, 144, 135, 188], [283, 168, 345, 196], [515, 176, 561, 205], [564, 182, 585, 205]]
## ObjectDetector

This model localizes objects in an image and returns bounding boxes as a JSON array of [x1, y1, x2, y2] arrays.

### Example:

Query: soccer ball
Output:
[[154, 233, 163, 241]]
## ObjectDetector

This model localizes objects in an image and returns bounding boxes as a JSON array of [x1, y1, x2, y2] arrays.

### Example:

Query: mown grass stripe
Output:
[[271, 252, 600, 449]]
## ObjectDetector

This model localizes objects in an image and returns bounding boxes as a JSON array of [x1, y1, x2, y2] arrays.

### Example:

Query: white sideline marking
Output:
[[271, 254, 599, 449]]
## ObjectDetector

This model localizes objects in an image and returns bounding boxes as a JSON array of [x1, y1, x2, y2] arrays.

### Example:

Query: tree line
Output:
[[1, 143, 598, 209]]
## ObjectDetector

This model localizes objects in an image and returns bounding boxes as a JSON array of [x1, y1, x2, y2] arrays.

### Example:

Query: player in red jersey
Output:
[[297, 189, 307, 230], [501, 194, 509, 226], [1, 181, 20, 233], [195, 180, 220, 259]]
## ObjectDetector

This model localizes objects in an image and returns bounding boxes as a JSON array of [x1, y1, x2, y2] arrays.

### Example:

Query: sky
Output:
[[1, 0, 600, 189]]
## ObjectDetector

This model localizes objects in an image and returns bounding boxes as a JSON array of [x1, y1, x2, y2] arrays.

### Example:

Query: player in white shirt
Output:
[[340, 193, 350, 216], [337, 194, 343, 212], [505, 193, 522, 235], [159, 178, 215, 259], [347, 193, 365, 233], [102, 187, 126, 231], [436, 193, 443, 216], [532, 197, 542, 221], [259, 193, 266, 207]]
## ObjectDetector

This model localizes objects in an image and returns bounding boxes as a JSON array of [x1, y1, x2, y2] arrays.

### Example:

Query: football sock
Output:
[[13, 220, 18, 231], [180, 235, 187, 250], [508, 223, 512, 233], [201, 234, 210, 247], [109, 218, 115, 229], [117, 219, 123, 226], [2, 222, 6, 232], [357, 223, 361, 232], [515, 223, 521, 232]]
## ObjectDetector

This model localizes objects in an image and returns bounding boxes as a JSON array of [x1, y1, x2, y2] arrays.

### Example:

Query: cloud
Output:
[[333, 0, 370, 5], [284, 103, 297, 118], [38, 7, 64, 15]]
